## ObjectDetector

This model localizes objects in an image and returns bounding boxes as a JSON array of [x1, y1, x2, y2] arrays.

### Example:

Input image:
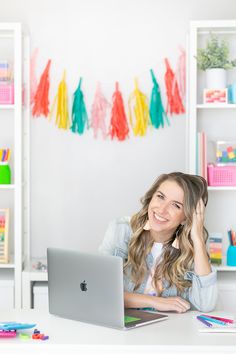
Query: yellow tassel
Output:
[[129, 78, 150, 136], [49, 70, 70, 130]]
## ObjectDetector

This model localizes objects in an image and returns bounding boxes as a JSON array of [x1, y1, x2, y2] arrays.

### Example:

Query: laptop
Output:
[[47, 248, 168, 330]]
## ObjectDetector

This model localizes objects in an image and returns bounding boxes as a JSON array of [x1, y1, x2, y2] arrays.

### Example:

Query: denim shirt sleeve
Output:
[[98, 217, 132, 257], [98, 217, 150, 293], [183, 267, 218, 312]]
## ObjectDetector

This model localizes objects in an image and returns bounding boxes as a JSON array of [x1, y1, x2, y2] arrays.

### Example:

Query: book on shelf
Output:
[[197, 131, 207, 180], [209, 233, 223, 265]]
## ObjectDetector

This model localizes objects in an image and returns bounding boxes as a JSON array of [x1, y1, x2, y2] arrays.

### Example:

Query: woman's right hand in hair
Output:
[[152, 296, 191, 313]]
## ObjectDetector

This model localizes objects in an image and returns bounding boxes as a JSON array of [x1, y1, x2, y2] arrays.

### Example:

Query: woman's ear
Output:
[[180, 219, 186, 226]]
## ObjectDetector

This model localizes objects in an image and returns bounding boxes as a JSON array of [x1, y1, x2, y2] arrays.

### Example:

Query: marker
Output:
[[197, 316, 212, 327], [200, 314, 234, 324], [198, 315, 227, 326], [0, 330, 17, 338], [228, 230, 233, 245]]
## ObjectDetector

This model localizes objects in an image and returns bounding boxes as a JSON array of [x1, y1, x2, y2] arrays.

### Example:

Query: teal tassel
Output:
[[149, 69, 170, 129], [71, 78, 88, 135]]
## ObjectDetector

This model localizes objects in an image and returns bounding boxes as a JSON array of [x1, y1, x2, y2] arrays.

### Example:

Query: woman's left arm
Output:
[[191, 199, 211, 276]]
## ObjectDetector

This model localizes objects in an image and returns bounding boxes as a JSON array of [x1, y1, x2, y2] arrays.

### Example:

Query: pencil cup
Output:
[[0, 162, 11, 184], [227, 245, 236, 266]]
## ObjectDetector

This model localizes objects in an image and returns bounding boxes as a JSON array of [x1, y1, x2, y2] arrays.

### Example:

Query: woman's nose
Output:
[[158, 201, 169, 213]]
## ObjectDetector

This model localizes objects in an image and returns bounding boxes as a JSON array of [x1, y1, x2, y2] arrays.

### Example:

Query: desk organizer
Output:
[[227, 245, 236, 266], [0, 83, 14, 104], [0, 162, 11, 184], [208, 164, 236, 186], [216, 141, 236, 164]]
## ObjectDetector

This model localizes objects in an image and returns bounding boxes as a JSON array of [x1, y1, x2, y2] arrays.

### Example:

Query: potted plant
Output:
[[196, 35, 236, 89]]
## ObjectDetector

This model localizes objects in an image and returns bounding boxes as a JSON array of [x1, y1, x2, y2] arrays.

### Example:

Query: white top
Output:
[[144, 242, 163, 296]]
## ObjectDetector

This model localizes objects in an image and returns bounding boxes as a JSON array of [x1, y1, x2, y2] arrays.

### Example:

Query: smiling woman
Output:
[[99, 172, 217, 313]]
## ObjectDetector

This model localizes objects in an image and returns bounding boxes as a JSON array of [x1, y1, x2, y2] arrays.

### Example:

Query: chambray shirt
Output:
[[98, 216, 217, 312]]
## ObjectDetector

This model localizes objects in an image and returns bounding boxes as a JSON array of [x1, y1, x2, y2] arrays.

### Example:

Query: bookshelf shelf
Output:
[[215, 265, 236, 272], [197, 104, 236, 109], [208, 186, 236, 191], [0, 104, 14, 110], [0, 185, 15, 190], [0, 255, 15, 268]]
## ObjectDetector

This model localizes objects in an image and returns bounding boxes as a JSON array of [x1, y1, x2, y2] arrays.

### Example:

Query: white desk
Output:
[[0, 310, 235, 354]]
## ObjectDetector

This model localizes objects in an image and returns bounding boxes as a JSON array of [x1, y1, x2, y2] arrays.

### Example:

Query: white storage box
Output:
[[216, 282, 236, 313], [0, 278, 14, 309], [33, 282, 48, 310]]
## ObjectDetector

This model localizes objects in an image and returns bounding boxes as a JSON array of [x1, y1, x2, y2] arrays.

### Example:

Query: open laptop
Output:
[[47, 248, 168, 330]]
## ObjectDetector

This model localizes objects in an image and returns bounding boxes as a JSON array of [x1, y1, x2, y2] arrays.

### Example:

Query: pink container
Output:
[[0, 83, 14, 104], [208, 164, 236, 186]]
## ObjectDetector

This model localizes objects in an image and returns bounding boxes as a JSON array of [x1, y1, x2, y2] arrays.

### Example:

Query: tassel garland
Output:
[[164, 58, 185, 115], [91, 82, 110, 139], [32, 59, 51, 117], [109, 82, 129, 141], [129, 78, 150, 136], [50, 70, 70, 130], [149, 69, 170, 129], [71, 78, 88, 135]]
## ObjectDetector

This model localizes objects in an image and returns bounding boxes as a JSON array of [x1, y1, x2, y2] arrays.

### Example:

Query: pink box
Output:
[[208, 164, 236, 186], [203, 89, 228, 104], [0, 83, 14, 104]]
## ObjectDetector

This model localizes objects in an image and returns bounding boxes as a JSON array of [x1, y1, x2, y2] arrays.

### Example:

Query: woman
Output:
[[99, 172, 217, 313]]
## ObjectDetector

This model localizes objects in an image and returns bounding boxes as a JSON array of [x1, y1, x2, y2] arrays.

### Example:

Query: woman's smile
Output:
[[153, 212, 169, 223]]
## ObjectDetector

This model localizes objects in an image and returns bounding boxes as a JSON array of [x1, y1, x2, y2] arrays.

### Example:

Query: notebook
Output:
[[47, 248, 168, 330], [199, 327, 236, 333]]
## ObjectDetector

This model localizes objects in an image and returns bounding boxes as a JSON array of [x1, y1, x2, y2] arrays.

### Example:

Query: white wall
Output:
[[1, 0, 236, 258]]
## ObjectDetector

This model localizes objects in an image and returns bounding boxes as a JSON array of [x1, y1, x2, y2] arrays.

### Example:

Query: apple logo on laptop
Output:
[[80, 280, 87, 291]]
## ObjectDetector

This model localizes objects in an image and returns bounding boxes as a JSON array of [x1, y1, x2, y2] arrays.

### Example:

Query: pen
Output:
[[198, 315, 227, 326], [197, 316, 212, 327], [200, 314, 234, 324]]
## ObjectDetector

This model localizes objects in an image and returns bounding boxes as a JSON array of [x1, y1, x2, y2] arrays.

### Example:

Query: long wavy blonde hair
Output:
[[124, 172, 209, 294]]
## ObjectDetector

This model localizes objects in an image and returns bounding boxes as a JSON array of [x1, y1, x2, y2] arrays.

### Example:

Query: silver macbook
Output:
[[47, 248, 168, 329]]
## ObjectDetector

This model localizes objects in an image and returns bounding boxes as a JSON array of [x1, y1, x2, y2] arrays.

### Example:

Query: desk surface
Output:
[[0, 310, 235, 354]]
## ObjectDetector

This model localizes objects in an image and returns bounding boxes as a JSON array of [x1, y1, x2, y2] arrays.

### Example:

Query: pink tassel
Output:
[[30, 48, 38, 105], [91, 83, 110, 139], [173, 47, 186, 102]]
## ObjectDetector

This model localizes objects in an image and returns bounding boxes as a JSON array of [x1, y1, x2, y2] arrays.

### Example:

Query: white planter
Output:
[[205, 68, 227, 89]]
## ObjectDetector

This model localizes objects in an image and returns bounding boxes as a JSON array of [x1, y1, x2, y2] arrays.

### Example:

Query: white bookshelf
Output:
[[0, 23, 28, 309], [188, 20, 236, 274]]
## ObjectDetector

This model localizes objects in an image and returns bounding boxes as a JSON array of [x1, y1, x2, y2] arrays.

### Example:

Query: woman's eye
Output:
[[173, 203, 181, 209], [157, 194, 164, 199]]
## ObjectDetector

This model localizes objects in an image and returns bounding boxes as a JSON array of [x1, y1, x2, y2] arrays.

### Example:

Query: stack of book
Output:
[[197, 131, 207, 181], [209, 233, 222, 265]]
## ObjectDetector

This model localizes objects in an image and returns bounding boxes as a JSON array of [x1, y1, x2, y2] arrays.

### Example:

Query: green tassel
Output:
[[149, 69, 170, 129], [71, 78, 88, 135]]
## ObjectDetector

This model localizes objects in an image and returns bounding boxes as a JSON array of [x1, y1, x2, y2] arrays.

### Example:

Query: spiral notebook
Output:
[[199, 326, 236, 333]]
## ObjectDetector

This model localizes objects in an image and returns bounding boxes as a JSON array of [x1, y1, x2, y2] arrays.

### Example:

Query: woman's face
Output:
[[148, 180, 186, 238]]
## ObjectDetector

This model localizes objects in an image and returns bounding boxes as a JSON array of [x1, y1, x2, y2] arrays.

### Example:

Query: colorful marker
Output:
[[200, 314, 234, 324], [198, 315, 227, 326], [197, 316, 212, 328]]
